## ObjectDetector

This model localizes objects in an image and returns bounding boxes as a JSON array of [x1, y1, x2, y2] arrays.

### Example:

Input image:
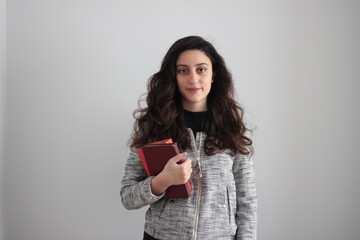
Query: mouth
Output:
[[186, 88, 202, 93]]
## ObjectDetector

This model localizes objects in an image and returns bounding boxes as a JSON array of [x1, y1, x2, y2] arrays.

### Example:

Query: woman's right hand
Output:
[[150, 152, 192, 196]]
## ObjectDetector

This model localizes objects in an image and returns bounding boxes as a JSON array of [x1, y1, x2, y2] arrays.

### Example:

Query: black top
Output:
[[183, 109, 207, 136]]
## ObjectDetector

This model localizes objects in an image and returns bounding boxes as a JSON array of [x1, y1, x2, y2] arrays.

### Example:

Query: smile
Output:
[[187, 88, 202, 93]]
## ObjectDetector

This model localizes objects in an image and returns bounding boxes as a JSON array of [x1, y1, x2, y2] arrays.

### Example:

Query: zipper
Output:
[[226, 187, 231, 224], [191, 131, 202, 240]]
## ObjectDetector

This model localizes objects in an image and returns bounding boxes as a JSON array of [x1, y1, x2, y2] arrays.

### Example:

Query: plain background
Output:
[[1, 0, 360, 239], [0, 0, 5, 238]]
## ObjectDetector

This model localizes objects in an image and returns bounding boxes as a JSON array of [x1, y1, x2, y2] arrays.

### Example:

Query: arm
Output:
[[233, 154, 257, 240], [151, 152, 192, 195], [120, 148, 165, 210], [120, 149, 192, 210]]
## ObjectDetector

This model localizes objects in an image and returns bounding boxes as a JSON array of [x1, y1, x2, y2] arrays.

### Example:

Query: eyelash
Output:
[[177, 69, 187, 74], [177, 68, 207, 74]]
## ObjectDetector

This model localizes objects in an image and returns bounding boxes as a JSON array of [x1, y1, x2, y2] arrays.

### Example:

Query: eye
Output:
[[177, 68, 188, 74], [197, 67, 207, 73]]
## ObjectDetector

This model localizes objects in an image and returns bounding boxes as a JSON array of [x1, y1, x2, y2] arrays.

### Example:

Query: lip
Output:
[[186, 88, 202, 93]]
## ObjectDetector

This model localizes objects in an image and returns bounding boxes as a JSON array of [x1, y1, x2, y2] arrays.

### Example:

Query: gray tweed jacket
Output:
[[120, 130, 257, 240]]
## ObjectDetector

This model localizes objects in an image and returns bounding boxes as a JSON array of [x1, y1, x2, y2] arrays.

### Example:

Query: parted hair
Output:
[[130, 36, 253, 156]]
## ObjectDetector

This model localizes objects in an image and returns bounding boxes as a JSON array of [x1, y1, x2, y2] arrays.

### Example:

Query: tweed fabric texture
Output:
[[121, 130, 257, 240]]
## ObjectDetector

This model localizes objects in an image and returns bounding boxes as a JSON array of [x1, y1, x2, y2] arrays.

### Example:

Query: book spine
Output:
[[137, 148, 150, 176]]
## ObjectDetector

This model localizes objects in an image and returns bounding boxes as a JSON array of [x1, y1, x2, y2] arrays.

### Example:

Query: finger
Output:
[[186, 168, 193, 180], [181, 158, 192, 166], [170, 152, 187, 163]]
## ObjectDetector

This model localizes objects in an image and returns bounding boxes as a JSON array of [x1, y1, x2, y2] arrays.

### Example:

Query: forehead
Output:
[[176, 50, 212, 66]]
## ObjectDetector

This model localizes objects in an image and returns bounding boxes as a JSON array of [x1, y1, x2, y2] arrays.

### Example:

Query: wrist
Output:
[[150, 173, 171, 196]]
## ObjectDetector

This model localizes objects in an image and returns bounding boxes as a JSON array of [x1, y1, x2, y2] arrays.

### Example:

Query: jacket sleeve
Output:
[[120, 148, 165, 210], [233, 153, 257, 240]]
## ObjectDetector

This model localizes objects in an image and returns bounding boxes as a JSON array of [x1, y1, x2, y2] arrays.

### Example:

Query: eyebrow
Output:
[[176, 63, 209, 68]]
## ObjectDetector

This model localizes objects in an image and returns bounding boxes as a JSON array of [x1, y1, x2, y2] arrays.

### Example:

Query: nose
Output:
[[188, 70, 199, 84]]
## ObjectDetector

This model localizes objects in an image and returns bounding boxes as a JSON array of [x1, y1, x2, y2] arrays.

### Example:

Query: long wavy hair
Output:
[[130, 36, 253, 156]]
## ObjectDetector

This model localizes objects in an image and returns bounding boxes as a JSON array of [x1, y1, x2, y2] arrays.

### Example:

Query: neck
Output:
[[182, 105, 207, 112], [182, 101, 207, 112]]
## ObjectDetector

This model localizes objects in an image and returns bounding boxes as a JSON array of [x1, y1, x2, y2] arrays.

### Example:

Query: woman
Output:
[[121, 36, 257, 240]]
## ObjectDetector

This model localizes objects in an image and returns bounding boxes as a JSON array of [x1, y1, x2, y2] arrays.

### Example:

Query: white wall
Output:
[[0, 0, 6, 239], [4, 1, 360, 240]]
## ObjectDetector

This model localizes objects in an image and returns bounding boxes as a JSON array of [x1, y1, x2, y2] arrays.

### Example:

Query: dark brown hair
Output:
[[130, 36, 253, 156]]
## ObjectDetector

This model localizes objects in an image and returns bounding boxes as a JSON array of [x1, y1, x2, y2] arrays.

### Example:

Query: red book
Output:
[[137, 139, 192, 198]]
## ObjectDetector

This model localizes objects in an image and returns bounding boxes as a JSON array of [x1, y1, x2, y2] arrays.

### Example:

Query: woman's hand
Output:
[[150, 152, 192, 196]]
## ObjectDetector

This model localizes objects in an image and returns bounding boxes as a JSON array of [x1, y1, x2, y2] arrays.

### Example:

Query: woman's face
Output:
[[176, 50, 213, 112]]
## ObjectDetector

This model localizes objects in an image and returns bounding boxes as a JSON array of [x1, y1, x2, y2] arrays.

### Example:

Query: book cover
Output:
[[137, 139, 192, 198]]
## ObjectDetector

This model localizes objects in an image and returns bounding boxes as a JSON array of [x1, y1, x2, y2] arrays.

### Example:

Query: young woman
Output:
[[121, 36, 257, 240]]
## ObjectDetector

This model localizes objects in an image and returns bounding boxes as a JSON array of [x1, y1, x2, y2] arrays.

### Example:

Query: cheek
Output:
[[205, 78, 213, 90], [176, 78, 186, 90], [206, 73, 213, 89]]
